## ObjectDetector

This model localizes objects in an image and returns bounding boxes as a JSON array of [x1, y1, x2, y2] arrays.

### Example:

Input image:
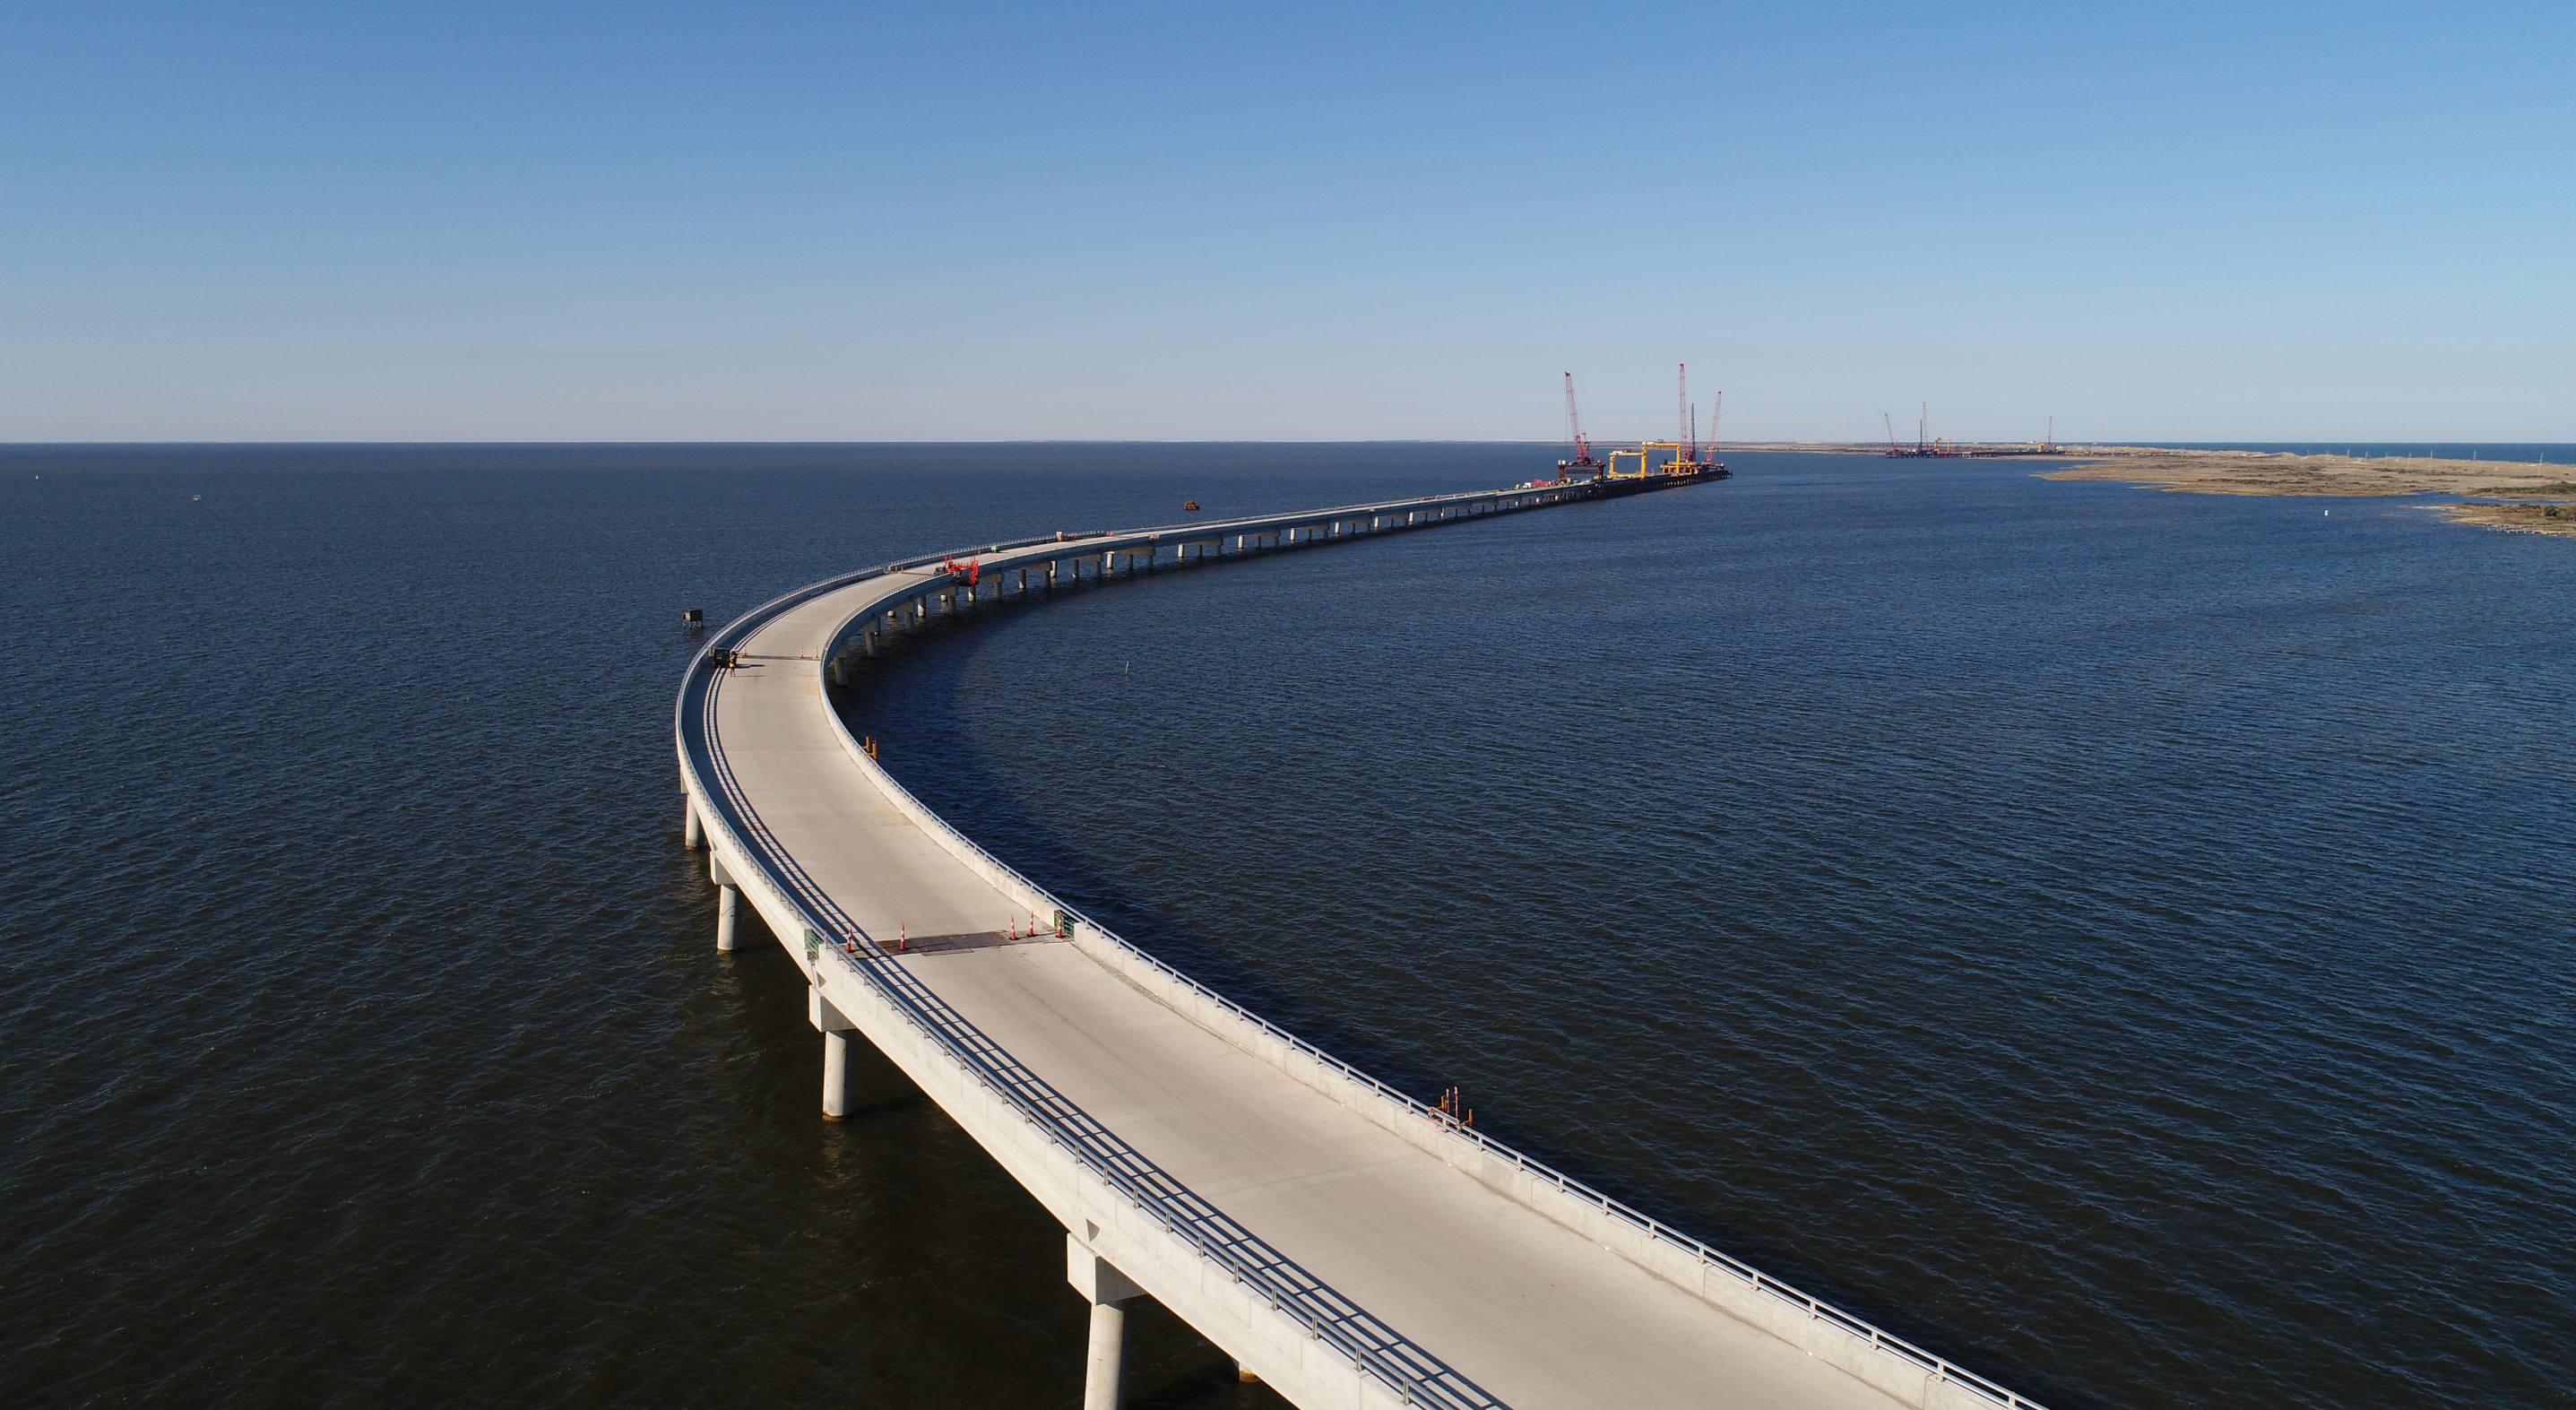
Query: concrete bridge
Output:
[[674, 481, 2050, 1410]]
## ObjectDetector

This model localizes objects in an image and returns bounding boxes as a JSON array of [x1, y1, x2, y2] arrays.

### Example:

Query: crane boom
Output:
[[1678, 363, 1690, 451], [1559, 373, 1606, 474], [1562, 373, 1587, 459]]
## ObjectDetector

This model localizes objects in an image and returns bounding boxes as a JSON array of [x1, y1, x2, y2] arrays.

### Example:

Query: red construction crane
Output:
[[1559, 374, 1606, 474]]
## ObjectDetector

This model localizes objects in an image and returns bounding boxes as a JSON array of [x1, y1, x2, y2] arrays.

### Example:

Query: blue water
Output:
[[4, 445, 2570, 1409]]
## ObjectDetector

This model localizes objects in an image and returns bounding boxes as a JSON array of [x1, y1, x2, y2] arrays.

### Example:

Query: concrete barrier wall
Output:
[[669, 491, 1598, 1409], [807, 552, 2046, 1410], [679, 752, 1419, 1410]]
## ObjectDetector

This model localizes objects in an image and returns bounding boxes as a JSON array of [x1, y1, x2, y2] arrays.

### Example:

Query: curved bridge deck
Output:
[[678, 484, 2045, 1410]]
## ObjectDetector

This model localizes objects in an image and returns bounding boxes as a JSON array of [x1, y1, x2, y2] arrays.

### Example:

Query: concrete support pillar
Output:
[[683, 799, 704, 850], [811, 986, 857, 1119], [821, 1030, 851, 1119], [1084, 1302, 1127, 1410], [1068, 1236, 1145, 1410], [716, 883, 739, 952]]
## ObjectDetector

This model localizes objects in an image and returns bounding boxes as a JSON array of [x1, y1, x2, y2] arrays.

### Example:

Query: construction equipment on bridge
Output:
[[1570, 363, 1730, 490], [1557, 373, 1608, 476], [1882, 406, 2068, 458], [1883, 402, 1956, 457]]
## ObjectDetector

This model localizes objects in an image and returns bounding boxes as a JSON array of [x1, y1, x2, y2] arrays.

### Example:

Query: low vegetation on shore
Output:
[[2035, 447, 2576, 538]]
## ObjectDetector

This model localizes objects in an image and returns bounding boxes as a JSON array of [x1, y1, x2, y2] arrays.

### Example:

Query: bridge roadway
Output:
[[676, 482, 2048, 1410]]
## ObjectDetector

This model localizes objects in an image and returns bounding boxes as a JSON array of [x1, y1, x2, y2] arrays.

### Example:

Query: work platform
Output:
[[676, 483, 2046, 1410]]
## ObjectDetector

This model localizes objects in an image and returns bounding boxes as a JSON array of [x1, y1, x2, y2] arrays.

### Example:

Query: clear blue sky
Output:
[[4, 1, 2567, 442]]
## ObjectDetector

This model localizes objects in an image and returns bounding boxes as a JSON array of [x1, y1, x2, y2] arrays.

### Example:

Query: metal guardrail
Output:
[[688, 673, 1507, 1410], [678, 480, 2047, 1410], [843, 703, 2053, 1410], [675, 511, 1525, 1408]]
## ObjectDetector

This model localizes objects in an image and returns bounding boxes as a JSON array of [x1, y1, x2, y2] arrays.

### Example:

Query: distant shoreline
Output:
[[2027, 445, 2576, 538], [1720, 441, 2576, 539]]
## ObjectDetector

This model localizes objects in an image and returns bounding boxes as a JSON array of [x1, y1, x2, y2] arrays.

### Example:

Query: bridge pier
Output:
[[1084, 1303, 1127, 1410], [1067, 1236, 1145, 1410], [682, 798, 703, 850], [811, 987, 856, 1119], [821, 1032, 851, 1118], [708, 853, 741, 951]]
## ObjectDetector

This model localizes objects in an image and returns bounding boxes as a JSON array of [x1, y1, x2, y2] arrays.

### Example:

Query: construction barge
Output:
[[1545, 365, 1732, 494]]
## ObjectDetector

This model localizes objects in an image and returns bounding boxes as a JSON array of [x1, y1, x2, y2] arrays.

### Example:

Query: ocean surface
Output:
[[3, 444, 2570, 1410]]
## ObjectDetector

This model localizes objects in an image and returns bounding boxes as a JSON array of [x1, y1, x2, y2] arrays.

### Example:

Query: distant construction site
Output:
[[1879, 403, 2064, 458]]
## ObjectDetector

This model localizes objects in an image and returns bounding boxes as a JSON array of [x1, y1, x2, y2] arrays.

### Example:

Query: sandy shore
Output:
[[2032, 445, 2576, 538]]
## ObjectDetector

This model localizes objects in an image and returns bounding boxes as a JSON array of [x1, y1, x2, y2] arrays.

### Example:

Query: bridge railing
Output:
[[679, 568, 1512, 1409], [685, 479, 2047, 1410], [851, 748, 2048, 1410], [808, 551, 2053, 1410]]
